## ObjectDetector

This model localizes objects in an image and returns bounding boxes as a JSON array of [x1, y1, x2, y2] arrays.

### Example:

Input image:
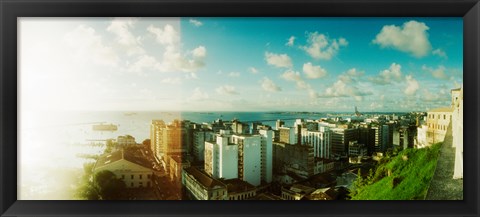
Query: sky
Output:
[[19, 17, 463, 112]]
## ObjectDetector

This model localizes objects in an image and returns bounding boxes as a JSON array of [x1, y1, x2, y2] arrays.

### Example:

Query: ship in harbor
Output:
[[92, 123, 118, 131]]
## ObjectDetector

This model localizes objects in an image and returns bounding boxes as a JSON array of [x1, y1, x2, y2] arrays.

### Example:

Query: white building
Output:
[[204, 130, 264, 186], [183, 167, 228, 200], [204, 130, 238, 180], [117, 135, 136, 146], [259, 129, 273, 183], [232, 134, 262, 186], [302, 126, 332, 159], [150, 120, 166, 161], [416, 125, 428, 148], [451, 87, 463, 179], [426, 108, 452, 145], [93, 150, 153, 188]]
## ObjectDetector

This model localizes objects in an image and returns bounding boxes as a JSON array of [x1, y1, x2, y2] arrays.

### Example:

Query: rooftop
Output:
[[221, 178, 255, 193], [248, 193, 283, 200], [95, 149, 151, 170], [288, 184, 316, 194], [184, 167, 226, 189], [428, 107, 453, 113]]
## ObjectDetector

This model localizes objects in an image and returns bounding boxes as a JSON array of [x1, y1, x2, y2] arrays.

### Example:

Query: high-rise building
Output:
[[397, 126, 409, 150], [331, 128, 358, 156], [232, 119, 250, 134], [302, 126, 332, 159], [232, 134, 262, 186], [278, 126, 296, 145], [348, 140, 367, 157], [381, 124, 393, 151], [150, 120, 166, 161], [259, 129, 273, 183], [193, 130, 214, 162], [204, 130, 238, 179], [275, 119, 285, 130], [204, 130, 263, 186], [371, 125, 382, 152], [151, 119, 195, 168], [358, 123, 375, 154]]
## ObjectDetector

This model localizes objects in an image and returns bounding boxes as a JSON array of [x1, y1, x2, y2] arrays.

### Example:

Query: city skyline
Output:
[[19, 17, 463, 112]]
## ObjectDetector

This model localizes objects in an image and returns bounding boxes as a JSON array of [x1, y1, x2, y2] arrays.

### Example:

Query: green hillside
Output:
[[350, 143, 442, 200]]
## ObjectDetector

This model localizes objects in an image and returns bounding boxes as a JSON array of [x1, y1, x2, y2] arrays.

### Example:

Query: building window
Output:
[[444, 114, 446, 119], [139, 174, 142, 179], [121, 175, 125, 179], [131, 182, 134, 187], [131, 175, 134, 179]]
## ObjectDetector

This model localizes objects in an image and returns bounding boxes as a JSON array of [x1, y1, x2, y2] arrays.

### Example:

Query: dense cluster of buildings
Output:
[[146, 107, 430, 200], [91, 86, 464, 200]]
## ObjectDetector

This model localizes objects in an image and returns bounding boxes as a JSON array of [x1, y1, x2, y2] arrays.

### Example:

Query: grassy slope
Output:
[[351, 143, 442, 200]]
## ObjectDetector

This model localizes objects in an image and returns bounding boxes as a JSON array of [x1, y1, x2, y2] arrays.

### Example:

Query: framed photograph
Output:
[[1, 0, 479, 216]]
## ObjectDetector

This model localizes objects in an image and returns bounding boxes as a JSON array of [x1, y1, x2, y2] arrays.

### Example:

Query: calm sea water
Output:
[[18, 111, 330, 199]]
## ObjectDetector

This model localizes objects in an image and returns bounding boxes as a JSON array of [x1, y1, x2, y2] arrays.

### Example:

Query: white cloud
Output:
[[147, 24, 180, 46], [249, 67, 259, 74], [189, 19, 203, 27], [148, 24, 207, 73], [432, 48, 448, 59], [422, 88, 450, 102], [308, 89, 319, 98], [126, 54, 161, 75], [106, 18, 144, 56], [303, 62, 327, 79], [216, 85, 239, 95], [192, 46, 206, 58], [369, 63, 403, 85], [339, 68, 364, 83], [281, 70, 317, 97], [404, 75, 419, 95], [301, 32, 348, 60], [161, 77, 182, 85], [286, 36, 296, 46], [373, 20, 431, 58], [422, 65, 448, 80], [323, 79, 371, 98], [63, 25, 119, 67], [261, 77, 282, 92], [265, 52, 293, 68], [189, 88, 209, 101], [229, 72, 240, 77], [281, 70, 301, 82], [281, 70, 310, 89], [370, 102, 384, 110]]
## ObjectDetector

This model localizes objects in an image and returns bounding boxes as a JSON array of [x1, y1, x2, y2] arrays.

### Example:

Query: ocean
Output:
[[17, 111, 331, 199]]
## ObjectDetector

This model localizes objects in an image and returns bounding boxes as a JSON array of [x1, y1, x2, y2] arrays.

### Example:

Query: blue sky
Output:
[[19, 17, 462, 112]]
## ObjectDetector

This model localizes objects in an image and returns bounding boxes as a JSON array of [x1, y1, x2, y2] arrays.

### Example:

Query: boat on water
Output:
[[92, 123, 118, 131]]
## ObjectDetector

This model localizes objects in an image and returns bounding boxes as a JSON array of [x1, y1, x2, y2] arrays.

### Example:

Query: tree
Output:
[[349, 169, 365, 198], [94, 170, 126, 200], [142, 139, 151, 148], [75, 183, 100, 200]]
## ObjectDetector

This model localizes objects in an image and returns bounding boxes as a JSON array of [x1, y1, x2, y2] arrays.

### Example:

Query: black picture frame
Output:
[[1, 0, 479, 216]]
